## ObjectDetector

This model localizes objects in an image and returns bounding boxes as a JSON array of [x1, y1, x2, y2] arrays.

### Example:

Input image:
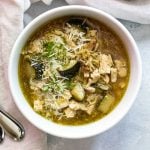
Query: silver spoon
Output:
[[0, 108, 25, 141], [0, 126, 5, 143]]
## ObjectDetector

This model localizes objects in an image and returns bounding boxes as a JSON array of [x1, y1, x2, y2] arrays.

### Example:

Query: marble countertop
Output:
[[25, 1, 150, 150]]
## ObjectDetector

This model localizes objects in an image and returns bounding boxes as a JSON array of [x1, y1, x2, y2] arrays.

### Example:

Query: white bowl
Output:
[[8, 6, 142, 139]]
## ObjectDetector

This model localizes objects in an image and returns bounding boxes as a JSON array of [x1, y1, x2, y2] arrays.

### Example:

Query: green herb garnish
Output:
[[42, 41, 67, 63], [42, 73, 67, 94]]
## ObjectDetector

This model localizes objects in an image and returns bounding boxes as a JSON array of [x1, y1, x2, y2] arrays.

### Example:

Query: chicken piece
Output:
[[84, 39, 97, 51], [88, 30, 97, 37], [99, 54, 113, 74], [101, 74, 110, 83], [94, 43, 99, 51], [85, 69, 100, 93], [115, 60, 127, 77], [28, 39, 43, 54], [64, 108, 76, 118], [54, 30, 64, 36], [84, 86, 96, 93], [110, 68, 117, 82], [97, 83, 110, 90], [44, 98, 57, 110], [69, 100, 87, 111], [69, 94, 100, 115], [64, 34, 76, 48], [115, 60, 126, 67], [34, 100, 43, 112], [69, 99, 95, 115], [30, 80, 45, 91], [84, 72, 90, 78], [90, 69, 100, 83], [119, 81, 126, 88], [87, 94, 101, 104], [84, 69, 100, 93], [56, 98, 69, 110], [63, 90, 72, 100], [86, 105, 95, 115], [118, 68, 127, 77], [86, 94, 101, 115]]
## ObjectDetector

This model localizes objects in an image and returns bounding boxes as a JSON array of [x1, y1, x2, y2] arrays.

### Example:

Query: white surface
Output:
[[24, 0, 150, 149]]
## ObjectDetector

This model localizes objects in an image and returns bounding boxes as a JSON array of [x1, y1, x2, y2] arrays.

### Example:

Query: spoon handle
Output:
[[0, 126, 5, 143], [0, 109, 25, 141]]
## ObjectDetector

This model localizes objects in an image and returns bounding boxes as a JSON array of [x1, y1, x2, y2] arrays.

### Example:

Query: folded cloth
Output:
[[0, 0, 47, 149], [28, 0, 150, 24], [36, 0, 150, 24], [65, 0, 150, 24]]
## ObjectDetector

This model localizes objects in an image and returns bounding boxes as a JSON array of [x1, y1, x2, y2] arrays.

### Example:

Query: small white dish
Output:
[[8, 5, 142, 139]]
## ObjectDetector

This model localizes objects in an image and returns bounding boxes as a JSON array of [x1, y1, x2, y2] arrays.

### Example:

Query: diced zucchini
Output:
[[58, 60, 80, 78], [97, 83, 110, 91], [98, 94, 115, 114], [71, 83, 85, 101], [25, 61, 35, 79]]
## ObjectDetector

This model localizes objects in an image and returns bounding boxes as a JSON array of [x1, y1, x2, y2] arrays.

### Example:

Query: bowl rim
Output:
[[8, 5, 142, 139]]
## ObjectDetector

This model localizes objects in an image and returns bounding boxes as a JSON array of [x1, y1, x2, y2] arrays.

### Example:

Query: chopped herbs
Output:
[[43, 41, 55, 51], [42, 73, 67, 94], [42, 41, 67, 64]]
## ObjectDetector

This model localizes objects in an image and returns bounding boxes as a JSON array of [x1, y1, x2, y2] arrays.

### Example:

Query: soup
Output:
[[19, 16, 129, 125]]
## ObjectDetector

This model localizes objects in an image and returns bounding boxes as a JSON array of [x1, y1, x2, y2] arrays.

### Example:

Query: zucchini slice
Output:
[[71, 83, 85, 101], [58, 60, 80, 78], [98, 94, 115, 114]]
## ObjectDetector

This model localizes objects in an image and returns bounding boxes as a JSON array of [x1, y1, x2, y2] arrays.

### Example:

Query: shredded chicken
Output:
[[84, 86, 96, 93], [56, 98, 69, 110], [118, 68, 127, 77], [87, 30, 97, 37], [84, 72, 90, 78], [30, 80, 45, 91], [115, 60, 127, 77], [101, 75, 110, 83], [62, 90, 72, 100], [99, 54, 113, 74], [119, 82, 126, 88], [97, 83, 110, 90], [86, 94, 100, 115], [69, 100, 87, 111], [64, 108, 76, 118], [86, 105, 95, 115], [28, 39, 43, 54], [90, 69, 100, 83], [34, 100, 43, 112], [111, 68, 117, 82]]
